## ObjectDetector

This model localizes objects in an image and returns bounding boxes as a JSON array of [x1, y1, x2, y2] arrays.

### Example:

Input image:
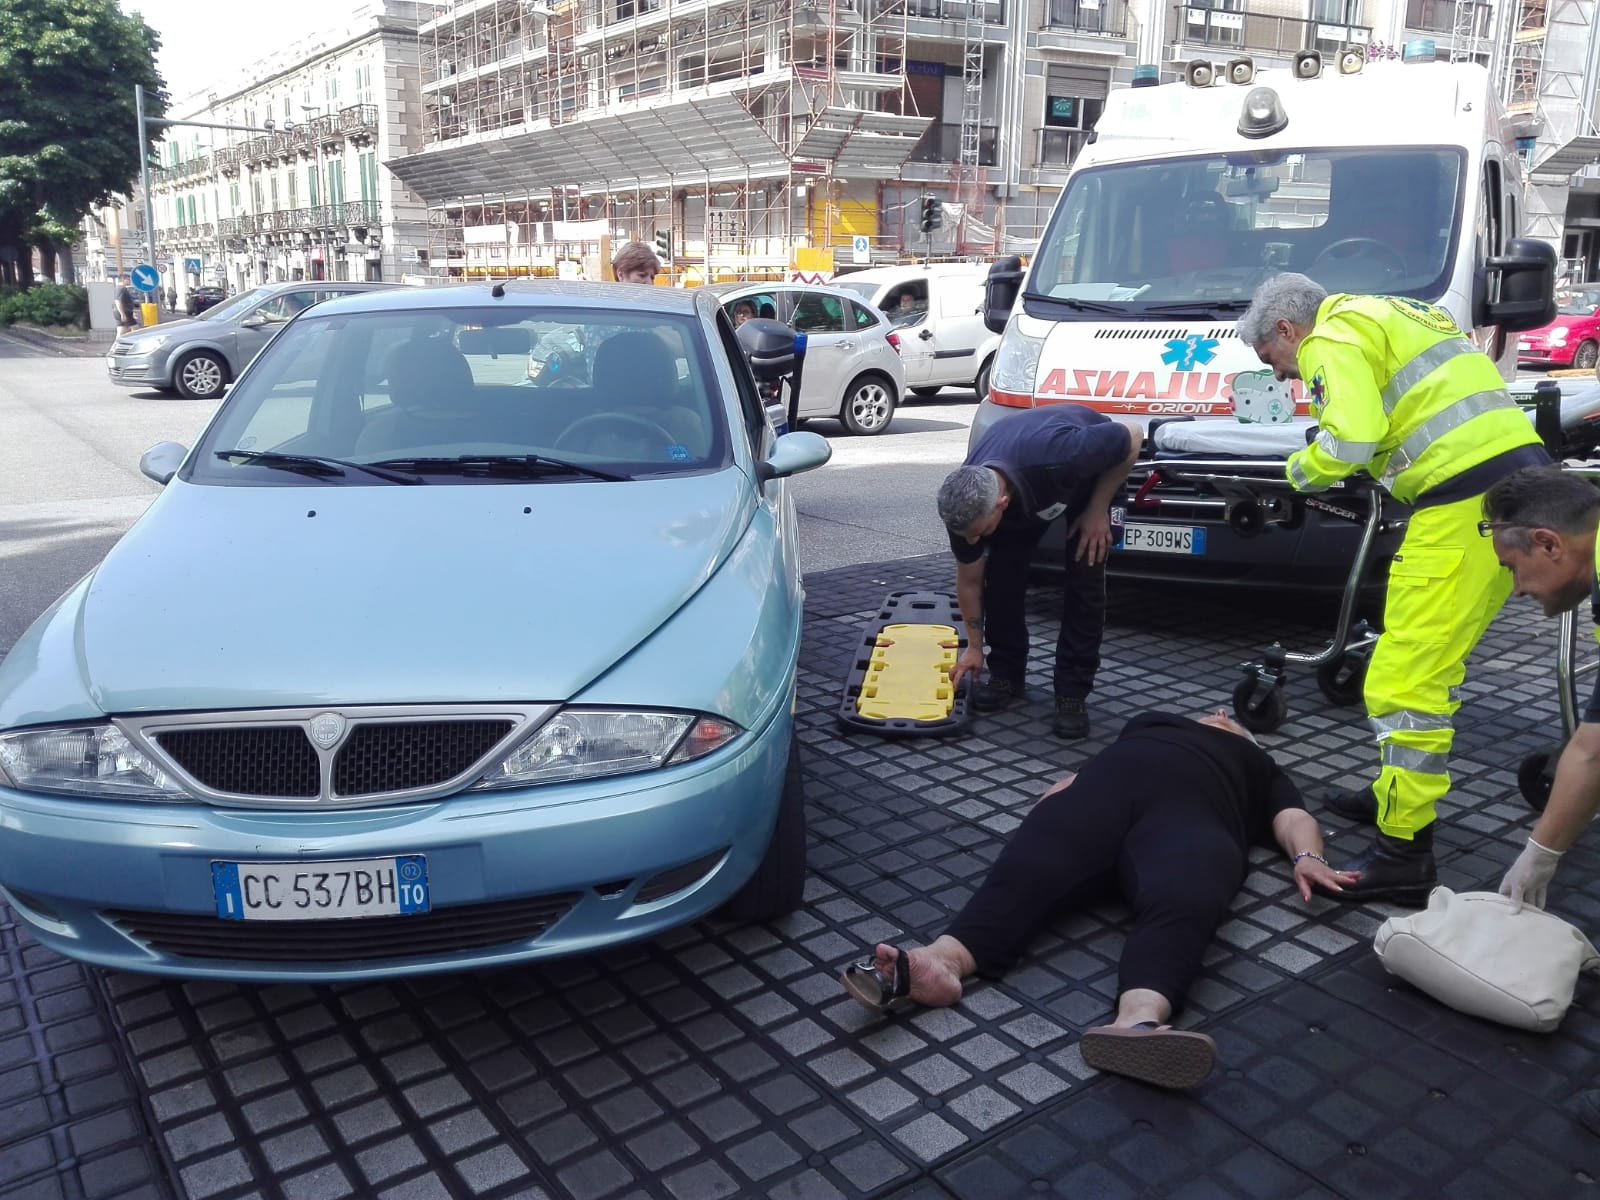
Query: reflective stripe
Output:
[[1287, 456, 1322, 492], [1380, 338, 1477, 413], [1316, 429, 1379, 463], [1381, 743, 1450, 773], [1370, 710, 1453, 736], [1382, 388, 1515, 487]]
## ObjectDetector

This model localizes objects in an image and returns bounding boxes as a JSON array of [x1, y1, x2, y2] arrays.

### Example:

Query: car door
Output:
[[787, 288, 853, 418], [926, 273, 988, 387], [233, 288, 318, 372], [882, 280, 934, 386]]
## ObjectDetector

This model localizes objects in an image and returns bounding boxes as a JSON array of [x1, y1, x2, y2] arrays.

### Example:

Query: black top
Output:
[[1108, 712, 1305, 854], [949, 404, 1131, 564], [1586, 578, 1600, 724]]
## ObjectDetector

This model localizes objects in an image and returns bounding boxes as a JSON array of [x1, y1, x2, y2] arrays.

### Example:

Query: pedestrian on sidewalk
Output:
[[114, 281, 139, 336], [938, 402, 1141, 738], [841, 708, 1356, 1089], [1239, 272, 1550, 906]]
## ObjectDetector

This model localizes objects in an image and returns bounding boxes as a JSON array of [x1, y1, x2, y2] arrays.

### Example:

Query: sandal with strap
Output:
[[840, 945, 915, 1014], [1078, 1021, 1216, 1089]]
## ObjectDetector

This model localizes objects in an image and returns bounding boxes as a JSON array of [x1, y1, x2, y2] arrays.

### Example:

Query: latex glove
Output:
[[1499, 837, 1564, 912]]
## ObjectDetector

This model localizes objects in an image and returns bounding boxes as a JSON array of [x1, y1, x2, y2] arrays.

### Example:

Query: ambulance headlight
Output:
[[1237, 87, 1288, 139]]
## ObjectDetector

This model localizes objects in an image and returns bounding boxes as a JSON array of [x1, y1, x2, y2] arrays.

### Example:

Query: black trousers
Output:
[[982, 517, 1106, 700], [943, 739, 1247, 1012]]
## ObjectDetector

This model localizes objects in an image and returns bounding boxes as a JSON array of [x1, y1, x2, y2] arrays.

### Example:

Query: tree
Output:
[[0, 0, 167, 285]]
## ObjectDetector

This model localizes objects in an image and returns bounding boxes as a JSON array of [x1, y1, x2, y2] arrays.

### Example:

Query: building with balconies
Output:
[[149, 1, 432, 300]]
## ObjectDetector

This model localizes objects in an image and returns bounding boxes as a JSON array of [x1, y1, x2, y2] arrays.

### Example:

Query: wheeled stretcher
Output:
[[1133, 419, 1395, 733]]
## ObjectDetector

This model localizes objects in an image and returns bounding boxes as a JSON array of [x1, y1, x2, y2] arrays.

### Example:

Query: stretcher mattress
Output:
[[1151, 420, 1313, 458]]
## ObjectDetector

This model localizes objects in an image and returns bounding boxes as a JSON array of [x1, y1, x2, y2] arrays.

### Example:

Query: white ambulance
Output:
[[977, 52, 1555, 591]]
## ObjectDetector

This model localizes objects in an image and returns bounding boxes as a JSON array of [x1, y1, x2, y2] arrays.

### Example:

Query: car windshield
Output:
[[188, 305, 727, 485], [1557, 289, 1600, 316], [1028, 148, 1465, 316], [198, 286, 273, 322], [831, 279, 877, 302]]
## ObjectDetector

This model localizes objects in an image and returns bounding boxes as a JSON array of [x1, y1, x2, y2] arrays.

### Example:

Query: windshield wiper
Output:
[[370, 454, 630, 483], [214, 450, 425, 484], [1140, 299, 1253, 317], [1022, 294, 1129, 314]]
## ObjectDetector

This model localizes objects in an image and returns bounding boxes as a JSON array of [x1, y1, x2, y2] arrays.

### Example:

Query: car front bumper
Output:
[[105, 348, 173, 389], [0, 704, 793, 982]]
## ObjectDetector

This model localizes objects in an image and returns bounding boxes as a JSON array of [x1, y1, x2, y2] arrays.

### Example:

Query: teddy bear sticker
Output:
[[1229, 370, 1295, 424]]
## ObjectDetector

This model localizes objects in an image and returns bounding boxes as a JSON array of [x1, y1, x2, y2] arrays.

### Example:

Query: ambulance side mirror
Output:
[[984, 256, 1024, 334], [1483, 237, 1558, 333]]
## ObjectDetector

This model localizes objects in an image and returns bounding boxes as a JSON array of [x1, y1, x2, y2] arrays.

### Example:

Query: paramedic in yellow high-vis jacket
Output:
[[1238, 272, 1550, 906]]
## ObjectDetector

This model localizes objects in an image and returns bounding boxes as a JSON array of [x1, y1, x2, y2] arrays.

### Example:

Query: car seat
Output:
[[589, 330, 705, 453], [356, 337, 478, 455], [758, 300, 776, 320]]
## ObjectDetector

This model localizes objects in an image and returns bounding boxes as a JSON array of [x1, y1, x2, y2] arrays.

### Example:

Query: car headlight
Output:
[[1550, 326, 1570, 344], [990, 315, 1045, 397], [471, 709, 741, 789], [130, 334, 172, 352], [0, 724, 188, 800]]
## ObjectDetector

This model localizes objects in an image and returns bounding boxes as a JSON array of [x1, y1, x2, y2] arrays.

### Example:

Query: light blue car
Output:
[[0, 282, 831, 981]]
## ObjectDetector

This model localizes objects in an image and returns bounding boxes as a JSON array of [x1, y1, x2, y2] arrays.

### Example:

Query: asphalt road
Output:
[[0, 334, 978, 651]]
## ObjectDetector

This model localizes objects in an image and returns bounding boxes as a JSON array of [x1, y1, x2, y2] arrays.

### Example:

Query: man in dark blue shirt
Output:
[[938, 403, 1141, 738]]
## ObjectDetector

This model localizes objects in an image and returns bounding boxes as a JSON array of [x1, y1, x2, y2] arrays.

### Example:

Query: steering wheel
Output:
[[1312, 237, 1406, 276], [554, 411, 676, 452]]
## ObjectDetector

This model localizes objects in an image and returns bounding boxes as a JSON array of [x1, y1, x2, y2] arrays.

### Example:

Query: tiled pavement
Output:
[[6, 552, 1600, 1200]]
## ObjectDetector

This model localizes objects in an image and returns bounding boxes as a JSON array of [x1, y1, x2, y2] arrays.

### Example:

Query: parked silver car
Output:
[[106, 281, 400, 400], [706, 282, 906, 434]]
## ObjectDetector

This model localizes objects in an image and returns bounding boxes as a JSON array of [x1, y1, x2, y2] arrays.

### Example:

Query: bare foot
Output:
[[869, 943, 964, 1008]]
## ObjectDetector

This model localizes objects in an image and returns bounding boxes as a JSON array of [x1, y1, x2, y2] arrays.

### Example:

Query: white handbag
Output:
[[1372, 886, 1600, 1032]]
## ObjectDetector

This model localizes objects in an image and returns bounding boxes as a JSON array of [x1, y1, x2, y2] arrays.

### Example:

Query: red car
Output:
[[1518, 286, 1600, 370]]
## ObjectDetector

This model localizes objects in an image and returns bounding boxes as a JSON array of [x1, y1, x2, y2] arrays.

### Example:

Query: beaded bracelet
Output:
[[1292, 851, 1328, 867]]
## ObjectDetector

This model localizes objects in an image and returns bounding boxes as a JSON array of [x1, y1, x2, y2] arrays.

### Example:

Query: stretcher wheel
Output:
[[1518, 741, 1566, 812], [1316, 652, 1368, 707], [1232, 676, 1288, 733]]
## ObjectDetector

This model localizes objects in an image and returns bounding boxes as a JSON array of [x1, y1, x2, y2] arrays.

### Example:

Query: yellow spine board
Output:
[[855, 624, 960, 721]]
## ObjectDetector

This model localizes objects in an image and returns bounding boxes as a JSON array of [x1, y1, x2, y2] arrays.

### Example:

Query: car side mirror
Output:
[[756, 430, 832, 483], [1483, 237, 1558, 333], [984, 256, 1024, 334], [241, 313, 270, 328], [139, 441, 188, 486]]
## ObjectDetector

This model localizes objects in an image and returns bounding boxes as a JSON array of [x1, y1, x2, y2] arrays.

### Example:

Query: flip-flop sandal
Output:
[[1078, 1021, 1216, 1089], [840, 945, 915, 1014]]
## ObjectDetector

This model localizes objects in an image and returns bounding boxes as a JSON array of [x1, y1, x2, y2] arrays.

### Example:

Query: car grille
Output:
[[151, 718, 519, 802], [156, 727, 321, 798], [331, 720, 513, 797], [107, 893, 582, 963]]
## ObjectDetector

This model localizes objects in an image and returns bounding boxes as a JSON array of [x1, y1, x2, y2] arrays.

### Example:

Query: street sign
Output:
[[184, 257, 202, 274], [130, 264, 160, 293], [851, 235, 871, 265]]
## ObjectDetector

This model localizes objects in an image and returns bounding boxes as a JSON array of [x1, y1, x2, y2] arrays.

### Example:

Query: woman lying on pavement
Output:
[[840, 709, 1358, 1089]]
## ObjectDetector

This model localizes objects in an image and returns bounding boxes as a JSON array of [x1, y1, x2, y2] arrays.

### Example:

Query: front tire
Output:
[[1574, 340, 1598, 371], [721, 744, 806, 921], [840, 374, 897, 435], [174, 351, 229, 400], [973, 355, 993, 402]]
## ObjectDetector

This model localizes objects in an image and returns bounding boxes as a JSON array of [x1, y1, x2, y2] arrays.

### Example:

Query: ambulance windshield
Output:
[[1026, 147, 1465, 317]]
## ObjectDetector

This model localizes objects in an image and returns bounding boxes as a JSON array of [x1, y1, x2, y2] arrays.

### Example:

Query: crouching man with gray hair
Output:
[[940, 404, 1141, 738], [1238, 272, 1550, 905]]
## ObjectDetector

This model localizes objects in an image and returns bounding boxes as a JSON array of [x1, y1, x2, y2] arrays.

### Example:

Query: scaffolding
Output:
[[404, 0, 941, 280]]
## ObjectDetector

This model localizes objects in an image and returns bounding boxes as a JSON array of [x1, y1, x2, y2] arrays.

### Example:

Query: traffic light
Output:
[[918, 195, 941, 234], [653, 228, 672, 262]]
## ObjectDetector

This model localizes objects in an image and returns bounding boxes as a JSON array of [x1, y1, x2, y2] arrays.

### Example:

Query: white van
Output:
[[976, 55, 1555, 590], [834, 264, 1001, 398]]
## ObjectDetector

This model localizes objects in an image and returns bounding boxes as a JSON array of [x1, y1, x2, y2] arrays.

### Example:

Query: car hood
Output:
[[68, 472, 753, 713], [121, 319, 202, 341]]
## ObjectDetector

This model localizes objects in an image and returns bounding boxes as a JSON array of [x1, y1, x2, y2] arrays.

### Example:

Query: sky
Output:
[[122, 0, 363, 104]]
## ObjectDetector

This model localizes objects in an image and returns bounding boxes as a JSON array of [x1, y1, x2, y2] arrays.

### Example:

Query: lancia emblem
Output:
[[308, 712, 347, 749]]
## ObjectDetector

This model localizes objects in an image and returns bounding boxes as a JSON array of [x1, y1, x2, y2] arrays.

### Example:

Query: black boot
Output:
[[1315, 784, 1378, 826], [971, 676, 1024, 712], [1325, 825, 1436, 908]]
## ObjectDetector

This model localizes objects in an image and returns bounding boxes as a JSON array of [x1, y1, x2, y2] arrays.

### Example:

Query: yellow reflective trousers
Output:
[[1362, 492, 1512, 839]]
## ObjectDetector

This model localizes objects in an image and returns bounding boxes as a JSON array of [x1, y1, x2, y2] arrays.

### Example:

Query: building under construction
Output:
[[387, 0, 1141, 279]]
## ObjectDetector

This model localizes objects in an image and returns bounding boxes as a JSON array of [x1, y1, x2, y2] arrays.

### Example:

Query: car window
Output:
[[729, 292, 780, 323], [717, 311, 767, 453], [847, 300, 880, 330], [198, 286, 273, 322], [883, 282, 929, 327], [254, 290, 321, 324], [191, 305, 728, 483], [791, 292, 848, 334]]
